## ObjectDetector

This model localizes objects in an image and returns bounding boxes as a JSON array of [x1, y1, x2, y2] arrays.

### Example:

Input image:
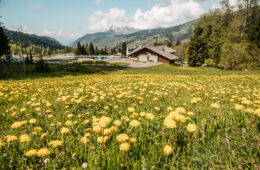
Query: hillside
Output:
[[72, 20, 196, 49], [4, 29, 65, 49]]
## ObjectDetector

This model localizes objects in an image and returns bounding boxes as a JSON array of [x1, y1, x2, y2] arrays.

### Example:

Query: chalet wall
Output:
[[130, 47, 173, 64], [158, 56, 170, 64]]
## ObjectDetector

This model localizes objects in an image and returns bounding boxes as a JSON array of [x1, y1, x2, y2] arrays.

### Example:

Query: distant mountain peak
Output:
[[107, 26, 140, 35]]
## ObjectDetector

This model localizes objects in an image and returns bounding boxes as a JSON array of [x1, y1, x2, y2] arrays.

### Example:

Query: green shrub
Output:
[[34, 59, 50, 73], [204, 59, 216, 68]]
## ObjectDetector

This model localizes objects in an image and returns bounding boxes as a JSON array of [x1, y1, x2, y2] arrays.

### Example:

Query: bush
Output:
[[204, 59, 216, 68], [34, 59, 50, 73]]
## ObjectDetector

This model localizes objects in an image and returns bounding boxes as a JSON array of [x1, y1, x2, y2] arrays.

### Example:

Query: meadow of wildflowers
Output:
[[0, 69, 259, 169]]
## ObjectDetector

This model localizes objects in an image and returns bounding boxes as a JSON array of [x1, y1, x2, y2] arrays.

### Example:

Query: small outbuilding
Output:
[[128, 45, 179, 64]]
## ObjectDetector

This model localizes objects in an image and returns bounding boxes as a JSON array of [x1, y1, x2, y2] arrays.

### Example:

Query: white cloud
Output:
[[10, 25, 33, 34], [29, 4, 44, 9], [42, 30, 55, 36], [88, 0, 204, 32], [88, 8, 130, 32], [96, 0, 102, 4]]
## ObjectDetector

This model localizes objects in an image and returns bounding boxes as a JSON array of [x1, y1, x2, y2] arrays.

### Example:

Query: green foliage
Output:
[[89, 42, 95, 55], [204, 59, 217, 67], [187, 1, 260, 70], [34, 59, 50, 73], [0, 26, 11, 60], [121, 42, 127, 56], [4, 29, 64, 49], [187, 26, 209, 67]]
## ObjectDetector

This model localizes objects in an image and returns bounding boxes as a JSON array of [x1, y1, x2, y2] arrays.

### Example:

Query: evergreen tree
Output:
[[81, 43, 86, 55], [167, 41, 173, 47], [175, 40, 181, 46], [95, 47, 99, 55], [76, 42, 82, 56], [89, 42, 95, 55], [187, 25, 209, 67], [121, 42, 127, 57], [85, 44, 89, 55], [0, 25, 11, 60]]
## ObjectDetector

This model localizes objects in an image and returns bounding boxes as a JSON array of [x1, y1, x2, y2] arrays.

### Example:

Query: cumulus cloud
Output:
[[42, 30, 55, 36], [10, 25, 33, 34], [88, 0, 204, 32]]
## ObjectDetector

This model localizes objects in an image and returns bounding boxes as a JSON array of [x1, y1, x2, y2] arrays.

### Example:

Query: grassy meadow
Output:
[[0, 64, 259, 169]]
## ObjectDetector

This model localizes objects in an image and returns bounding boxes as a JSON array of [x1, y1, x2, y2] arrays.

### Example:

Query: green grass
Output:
[[0, 64, 259, 169]]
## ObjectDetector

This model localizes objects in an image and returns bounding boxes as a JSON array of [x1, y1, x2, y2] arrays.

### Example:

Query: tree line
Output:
[[0, 23, 11, 61], [186, 0, 260, 70], [74, 42, 127, 56]]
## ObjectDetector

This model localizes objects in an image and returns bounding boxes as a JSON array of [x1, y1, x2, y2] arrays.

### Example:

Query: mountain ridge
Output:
[[72, 20, 197, 49], [4, 29, 66, 49]]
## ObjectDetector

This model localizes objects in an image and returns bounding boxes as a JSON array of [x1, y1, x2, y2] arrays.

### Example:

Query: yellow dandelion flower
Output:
[[116, 134, 129, 143], [128, 107, 135, 113], [120, 142, 130, 152], [60, 127, 70, 134], [163, 119, 176, 129], [41, 133, 47, 139], [162, 145, 172, 156], [48, 140, 63, 148], [80, 137, 89, 144], [241, 100, 252, 105], [167, 107, 173, 111], [140, 112, 146, 117], [114, 120, 122, 127], [65, 120, 73, 126], [0, 140, 3, 147], [11, 121, 27, 129], [81, 119, 90, 125], [175, 107, 186, 114], [37, 148, 51, 157], [244, 108, 255, 114], [97, 136, 109, 143], [5, 135, 18, 142], [129, 120, 141, 128], [145, 113, 155, 120], [92, 125, 103, 133], [235, 104, 244, 110], [130, 138, 137, 143], [210, 103, 220, 109], [186, 123, 197, 133], [19, 134, 31, 143], [154, 107, 160, 111], [33, 127, 42, 132], [67, 114, 73, 118], [25, 149, 37, 157], [98, 116, 112, 128], [186, 111, 194, 116], [20, 107, 26, 112]]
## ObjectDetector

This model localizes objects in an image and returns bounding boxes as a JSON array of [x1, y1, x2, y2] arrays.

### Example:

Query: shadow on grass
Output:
[[0, 62, 127, 80]]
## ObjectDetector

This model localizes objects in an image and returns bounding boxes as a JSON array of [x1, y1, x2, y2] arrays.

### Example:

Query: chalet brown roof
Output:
[[129, 45, 179, 60]]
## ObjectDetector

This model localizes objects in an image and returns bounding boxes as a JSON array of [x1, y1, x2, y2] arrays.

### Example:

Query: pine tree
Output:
[[85, 44, 89, 55], [75, 42, 82, 56], [29, 49, 33, 63], [89, 42, 95, 55], [121, 42, 127, 57], [187, 26, 208, 67], [0, 25, 11, 60]]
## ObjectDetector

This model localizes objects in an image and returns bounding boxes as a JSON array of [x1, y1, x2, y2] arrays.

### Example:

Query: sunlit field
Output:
[[0, 65, 259, 169]]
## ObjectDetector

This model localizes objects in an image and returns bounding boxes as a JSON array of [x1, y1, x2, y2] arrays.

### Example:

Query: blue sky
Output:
[[0, 0, 226, 44]]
